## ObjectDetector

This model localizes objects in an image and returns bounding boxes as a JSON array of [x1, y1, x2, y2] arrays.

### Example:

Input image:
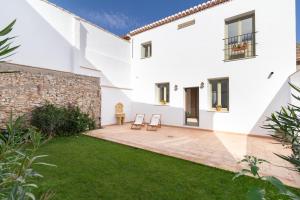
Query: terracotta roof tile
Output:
[[129, 0, 230, 36]]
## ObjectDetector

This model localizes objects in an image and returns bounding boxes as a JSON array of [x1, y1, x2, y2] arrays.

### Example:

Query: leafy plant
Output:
[[58, 106, 96, 136], [31, 103, 65, 138], [234, 156, 299, 200], [31, 103, 96, 137], [0, 21, 53, 199], [234, 83, 300, 200], [0, 20, 19, 61], [0, 113, 55, 200], [263, 83, 300, 173]]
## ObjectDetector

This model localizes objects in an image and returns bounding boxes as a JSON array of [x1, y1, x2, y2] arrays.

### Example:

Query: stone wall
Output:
[[0, 63, 101, 128]]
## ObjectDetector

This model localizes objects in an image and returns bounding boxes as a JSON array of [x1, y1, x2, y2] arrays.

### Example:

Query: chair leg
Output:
[[132, 124, 142, 130], [147, 125, 158, 131], [131, 124, 137, 129]]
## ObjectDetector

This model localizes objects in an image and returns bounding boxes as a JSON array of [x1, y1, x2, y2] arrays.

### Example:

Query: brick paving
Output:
[[86, 124, 300, 188]]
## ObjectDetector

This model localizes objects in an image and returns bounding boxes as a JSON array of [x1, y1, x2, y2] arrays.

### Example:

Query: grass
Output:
[[35, 135, 296, 200]]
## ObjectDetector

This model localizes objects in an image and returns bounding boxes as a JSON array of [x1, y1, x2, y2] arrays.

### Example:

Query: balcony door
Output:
[[225, 12, 256, 60], [185, 87, 199, 126]]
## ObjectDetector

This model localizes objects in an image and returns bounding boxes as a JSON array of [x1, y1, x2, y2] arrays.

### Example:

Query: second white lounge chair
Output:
[[147, 114, 161, 131]]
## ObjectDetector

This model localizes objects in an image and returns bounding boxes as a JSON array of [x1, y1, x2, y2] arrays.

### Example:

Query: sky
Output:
[[49, 0, 300, 41]]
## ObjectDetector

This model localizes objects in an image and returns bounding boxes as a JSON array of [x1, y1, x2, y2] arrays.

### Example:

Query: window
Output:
[[141, 42, 152, 58], [209, 79, 229, 111], [225, 13, 255, 60], [156, 83, 170, 104]]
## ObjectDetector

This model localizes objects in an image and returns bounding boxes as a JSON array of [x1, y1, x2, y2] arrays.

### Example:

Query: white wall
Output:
[[101, 87, 132, 125], [130, 0, 297, 135], [0, 0, 74, 72], [77, 20, 132, 125], [0, 0, 132, 126]]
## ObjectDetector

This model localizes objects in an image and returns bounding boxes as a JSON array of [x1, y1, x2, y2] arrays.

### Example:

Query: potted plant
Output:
[[160, 100, 167, 105], [185, 112, 191, 118], [232, 42, 248, 52], [216, 105, 222, 112]]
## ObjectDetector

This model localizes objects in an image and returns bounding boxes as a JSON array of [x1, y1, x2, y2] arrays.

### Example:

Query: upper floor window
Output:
[[141, 42, 152, 58], [156, 83, 169, 105], [224, 12, 256, 61]]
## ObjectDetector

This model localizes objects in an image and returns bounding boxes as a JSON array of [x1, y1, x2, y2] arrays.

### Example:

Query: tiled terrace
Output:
[[86, 124, 300, 188]]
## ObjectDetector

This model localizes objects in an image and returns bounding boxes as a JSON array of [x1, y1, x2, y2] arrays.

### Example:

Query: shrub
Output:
[[58, 106, 96, 136], [234, 83, 300, 200], [0, 113, 55, 200], [263, 83, 300, 173], [31, 103, 65, 138], [31, 103, 96, 137]]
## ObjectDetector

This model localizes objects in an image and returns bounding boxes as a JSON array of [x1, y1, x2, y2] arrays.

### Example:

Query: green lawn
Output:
[[35, 135, 294, 200]]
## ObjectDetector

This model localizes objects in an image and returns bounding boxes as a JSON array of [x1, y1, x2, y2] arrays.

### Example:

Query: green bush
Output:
[[59, 106, 96, 137], [0, 113, 55, 200], [31, 103, 65, 137], [31, 103, 96, 137]]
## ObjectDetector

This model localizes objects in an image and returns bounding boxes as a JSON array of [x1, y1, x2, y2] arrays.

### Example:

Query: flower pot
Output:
[[216, 105, 222, 112]]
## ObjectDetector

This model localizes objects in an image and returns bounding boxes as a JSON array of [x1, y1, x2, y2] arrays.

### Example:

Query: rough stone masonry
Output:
[[0, 62, 101, 128]]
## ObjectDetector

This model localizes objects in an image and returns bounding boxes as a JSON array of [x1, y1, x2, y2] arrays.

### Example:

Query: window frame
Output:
[[141, 41, 152, 59], [225, 13, 255, 38], [225, 12, 255, 38], [155, 82, 170, 105], [224, 12, 256, 61], [208, 78, 229, 112]]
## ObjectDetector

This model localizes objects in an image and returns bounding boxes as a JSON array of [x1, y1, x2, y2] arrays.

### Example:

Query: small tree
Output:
[[0, 21, 53, 199], [0, 114, 55, 200], [234, 155, 299, 200], [234, 83, 300, 200], [263, 83, 300, 173]]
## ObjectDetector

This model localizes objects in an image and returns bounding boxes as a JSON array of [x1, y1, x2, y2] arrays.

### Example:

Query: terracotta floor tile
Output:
[[86, 124, 300, 188]]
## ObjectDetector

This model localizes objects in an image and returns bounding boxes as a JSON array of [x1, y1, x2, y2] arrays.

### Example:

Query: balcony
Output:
[[224, 32, 256, 61]]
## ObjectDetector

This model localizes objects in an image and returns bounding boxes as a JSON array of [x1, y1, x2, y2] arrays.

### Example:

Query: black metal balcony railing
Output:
[[224, 32, 256, 61]]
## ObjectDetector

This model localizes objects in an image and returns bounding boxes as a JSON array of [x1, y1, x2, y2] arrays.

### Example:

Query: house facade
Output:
[[0, 0, 298, 135], [130, 0, 297, 135]]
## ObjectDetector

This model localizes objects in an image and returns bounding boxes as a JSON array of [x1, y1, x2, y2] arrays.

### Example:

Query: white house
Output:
[[129, 0, 297, 135], [0, 0, 298, 136]]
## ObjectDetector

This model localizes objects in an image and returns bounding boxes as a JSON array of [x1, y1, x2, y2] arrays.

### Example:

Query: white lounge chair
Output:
[[131, 114, 145, 130], [147, 114, 161, 131]]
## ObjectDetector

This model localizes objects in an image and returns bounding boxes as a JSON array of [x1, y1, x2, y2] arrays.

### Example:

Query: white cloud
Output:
[[87, 11, 139, 30]]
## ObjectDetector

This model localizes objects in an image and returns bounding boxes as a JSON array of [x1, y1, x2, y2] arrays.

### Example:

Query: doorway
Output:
[[184, 87, 199, 126]]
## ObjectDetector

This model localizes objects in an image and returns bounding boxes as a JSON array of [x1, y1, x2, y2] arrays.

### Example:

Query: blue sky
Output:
[[49, 0, 299, 41]]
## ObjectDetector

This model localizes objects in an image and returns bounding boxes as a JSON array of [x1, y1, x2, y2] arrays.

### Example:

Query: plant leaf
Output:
[[0, 45, 19, 57], [0, 20, 16, 36], [263, 176, 287, 193], [25, 192, 36, 200], [247, 187, 266, 200], [233, 169, 251, 180], [34, 162, 56, 167]]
